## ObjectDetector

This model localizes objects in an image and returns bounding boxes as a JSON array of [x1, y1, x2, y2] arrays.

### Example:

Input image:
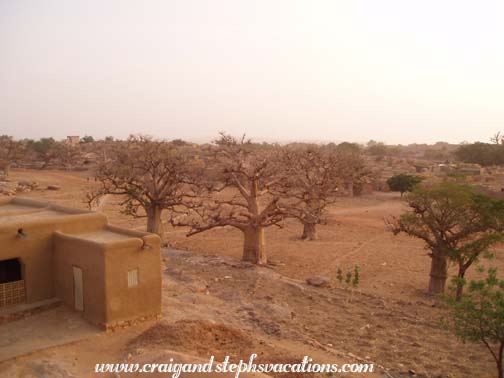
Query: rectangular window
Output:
[[127, 269, 139, 288]]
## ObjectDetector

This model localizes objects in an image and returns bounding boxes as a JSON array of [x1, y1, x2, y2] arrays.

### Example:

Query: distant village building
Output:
[[66, 136, 80, 146], [458, 163, 483, 176], [0, 198, 161, 329], [414, 164, 429, 174]]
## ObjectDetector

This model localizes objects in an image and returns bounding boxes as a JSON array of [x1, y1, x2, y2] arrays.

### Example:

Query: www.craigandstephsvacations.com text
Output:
[[94, 354, 375, 376]]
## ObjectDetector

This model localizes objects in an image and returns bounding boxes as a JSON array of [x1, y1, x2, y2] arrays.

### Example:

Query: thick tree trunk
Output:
[[3, 162, 11, 176], [428, 252, 448, 295], [301, 222, 318, 240], [301, 199, 320, 240], [242, 226, 267, 265], [147, 205, 164, 241]]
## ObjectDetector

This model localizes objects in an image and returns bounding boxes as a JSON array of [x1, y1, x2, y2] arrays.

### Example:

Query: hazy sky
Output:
[[1, 1, 503, 144]]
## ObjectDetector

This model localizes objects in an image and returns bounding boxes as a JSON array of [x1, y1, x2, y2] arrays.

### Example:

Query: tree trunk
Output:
[[497, 342, 503, 378], [347, 180, 354, 197], [3, 162, 11, 177], [147, 205, 164, 241], [455, 266, 467, 301], [301, 222, 318, 240], [242, 226, 267, 265], [428, 252, 448, 295], [301, 199, 320, 240]]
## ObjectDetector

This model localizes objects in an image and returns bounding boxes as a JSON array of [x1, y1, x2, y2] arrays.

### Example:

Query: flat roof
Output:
[[0, 210, 69, 226], [76, 229, 134, 242], [0, 197, 153, 246]]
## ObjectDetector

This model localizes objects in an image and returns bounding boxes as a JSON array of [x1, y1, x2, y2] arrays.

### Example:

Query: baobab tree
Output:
[[388, 182, 504, 298], [87, 135, 196, 241], [327, 143, 370, 197], [278, 145, 367, 240], [175, 133, 286, 265]]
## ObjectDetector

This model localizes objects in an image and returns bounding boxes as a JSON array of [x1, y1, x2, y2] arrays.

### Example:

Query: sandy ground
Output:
[[1, 168, 504, 378], [0, 305, 99, 361]]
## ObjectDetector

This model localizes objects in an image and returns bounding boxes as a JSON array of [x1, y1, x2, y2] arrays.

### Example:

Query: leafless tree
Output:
[[491, 132, 504, 145], [175, 133, 286, 264], [87, 135, 196, 241], [277, 144, 368, 240]]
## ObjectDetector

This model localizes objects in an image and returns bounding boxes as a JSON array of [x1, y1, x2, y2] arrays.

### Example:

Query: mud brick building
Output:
[[0, 197, 161, 328]]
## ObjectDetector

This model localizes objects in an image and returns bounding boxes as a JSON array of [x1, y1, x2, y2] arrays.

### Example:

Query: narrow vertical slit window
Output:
[[128, 268, 139, 288]]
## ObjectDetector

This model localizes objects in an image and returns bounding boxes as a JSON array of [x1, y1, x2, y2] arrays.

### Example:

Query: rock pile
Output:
[[0, 180, 41, 196]]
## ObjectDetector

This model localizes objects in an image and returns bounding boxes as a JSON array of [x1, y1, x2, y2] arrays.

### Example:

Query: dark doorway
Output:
[[0, 258, 22, 284]]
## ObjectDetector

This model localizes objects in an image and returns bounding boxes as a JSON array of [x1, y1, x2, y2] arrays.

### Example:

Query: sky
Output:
[[1, 0, 503, 145]]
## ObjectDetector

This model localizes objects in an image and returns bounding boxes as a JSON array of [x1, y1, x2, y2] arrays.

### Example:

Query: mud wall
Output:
[[0, 209, 107, 304], [53, 232, 107, 325], [103, 232, 162, 326]]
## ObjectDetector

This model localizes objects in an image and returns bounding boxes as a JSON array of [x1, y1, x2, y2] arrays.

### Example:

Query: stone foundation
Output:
[[103, 313, 161, 332]]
